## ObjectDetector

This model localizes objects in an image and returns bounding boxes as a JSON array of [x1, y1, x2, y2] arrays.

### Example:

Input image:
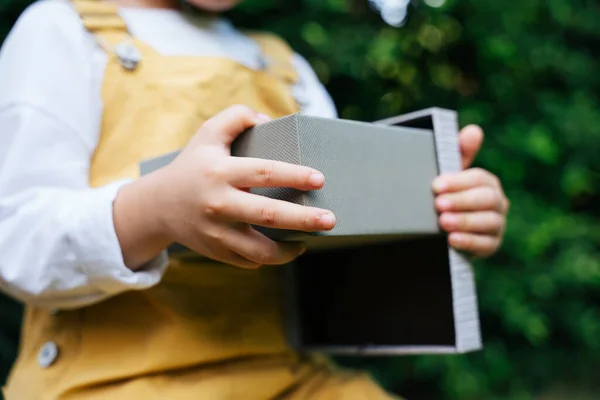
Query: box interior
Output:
[[288, 235, 456, 348]]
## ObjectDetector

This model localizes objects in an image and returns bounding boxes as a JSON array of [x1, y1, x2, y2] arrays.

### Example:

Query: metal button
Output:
[[38, 341, 59, 368], [115, 41, 142, 71]]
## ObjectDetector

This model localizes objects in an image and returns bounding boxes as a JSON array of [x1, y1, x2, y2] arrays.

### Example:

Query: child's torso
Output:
[[5, 1, 310, 398]]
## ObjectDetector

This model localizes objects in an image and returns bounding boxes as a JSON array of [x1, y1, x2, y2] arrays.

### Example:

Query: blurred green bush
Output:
[[2, 0, 600, 398], [229, 1, 600, 398]]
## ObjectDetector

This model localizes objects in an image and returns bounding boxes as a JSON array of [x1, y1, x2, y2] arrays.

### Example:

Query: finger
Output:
[[432, 168, 501, 194], [183, 225, 264, 269], [439, 211, 505, 235], [226, 157, 325, 190], [194, 105, 270, 149], [448, 232, 500, 258], [459, 124, 484, 169], [204, 243, 264, 269], [219, 251, 263, 269], [436, 186, 508, 213], [223, 224, 306, 266], [218, 191, 336, 232]]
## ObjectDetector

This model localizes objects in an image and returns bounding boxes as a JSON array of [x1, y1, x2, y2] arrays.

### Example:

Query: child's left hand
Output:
[[432, 125, 509, 258]]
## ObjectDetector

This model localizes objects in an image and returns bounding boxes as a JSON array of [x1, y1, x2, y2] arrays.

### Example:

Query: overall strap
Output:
[[72, 0, 127, 32], [248, 32, 299, 85], [71, 0, 146, 71]]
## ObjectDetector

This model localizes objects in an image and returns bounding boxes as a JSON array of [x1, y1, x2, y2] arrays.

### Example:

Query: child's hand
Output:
[[432, 125, 509, 258], [148, 105, 336, 269]]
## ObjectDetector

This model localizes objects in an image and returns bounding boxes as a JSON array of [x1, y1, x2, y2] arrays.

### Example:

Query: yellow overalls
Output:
[[3, 2, 401, 399]]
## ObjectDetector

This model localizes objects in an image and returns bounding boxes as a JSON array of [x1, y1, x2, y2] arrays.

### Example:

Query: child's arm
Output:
[[0, 2, 337, 308], [112, 53, 341, 269], [113, 105, 335, 269], [111, 54, 342, 269], [0, 1, 169, 310]]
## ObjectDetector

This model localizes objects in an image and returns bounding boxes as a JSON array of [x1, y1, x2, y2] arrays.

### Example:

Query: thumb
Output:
[[459, 124, 484, 169], [192, 105, 271, 150]]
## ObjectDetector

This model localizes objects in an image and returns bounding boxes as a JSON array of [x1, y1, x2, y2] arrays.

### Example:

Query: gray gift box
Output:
[[140, 108, 482, 355]]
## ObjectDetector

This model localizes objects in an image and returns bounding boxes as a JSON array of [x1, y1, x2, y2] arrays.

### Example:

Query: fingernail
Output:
[[256, 113, 271, 123], [319, 212, 336, 228], [436, 197, 452, 210], [433, 178, 448, 193], [309, 172, 325, 187]]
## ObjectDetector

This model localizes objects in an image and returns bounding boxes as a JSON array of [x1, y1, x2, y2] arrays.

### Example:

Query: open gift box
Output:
[[140, 108, 482, 355]]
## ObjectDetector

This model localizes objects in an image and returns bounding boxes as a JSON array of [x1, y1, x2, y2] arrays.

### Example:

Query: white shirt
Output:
[[0, 0, 337, 310]]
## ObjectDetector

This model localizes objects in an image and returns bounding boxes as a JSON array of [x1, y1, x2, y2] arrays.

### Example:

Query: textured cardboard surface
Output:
[[139, 108, 482, 355], [142, 116, 440, 249], [284, 109, 482, 355]]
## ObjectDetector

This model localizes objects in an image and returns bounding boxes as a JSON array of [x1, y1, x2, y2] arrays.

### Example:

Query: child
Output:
[[0, 0, 509, 398]]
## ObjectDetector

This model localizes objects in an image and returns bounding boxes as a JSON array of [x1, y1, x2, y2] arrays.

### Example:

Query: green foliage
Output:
[[0, 294, 19, 390], [229, 0, 600, 398], [1, 0, 600, 398], [0, 2, 28, 391], [0, 0, 28, 39]]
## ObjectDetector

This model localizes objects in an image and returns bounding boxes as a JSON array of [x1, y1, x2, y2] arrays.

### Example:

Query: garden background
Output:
[[1, 0, 599, 398]]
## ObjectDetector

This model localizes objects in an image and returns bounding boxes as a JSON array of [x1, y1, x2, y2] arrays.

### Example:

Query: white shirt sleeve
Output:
[[291, 53, 338, 119], [0, 0, 168, 310]]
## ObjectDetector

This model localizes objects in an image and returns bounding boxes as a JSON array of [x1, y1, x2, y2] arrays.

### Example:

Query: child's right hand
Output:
[[115, 105, 336, 270]]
